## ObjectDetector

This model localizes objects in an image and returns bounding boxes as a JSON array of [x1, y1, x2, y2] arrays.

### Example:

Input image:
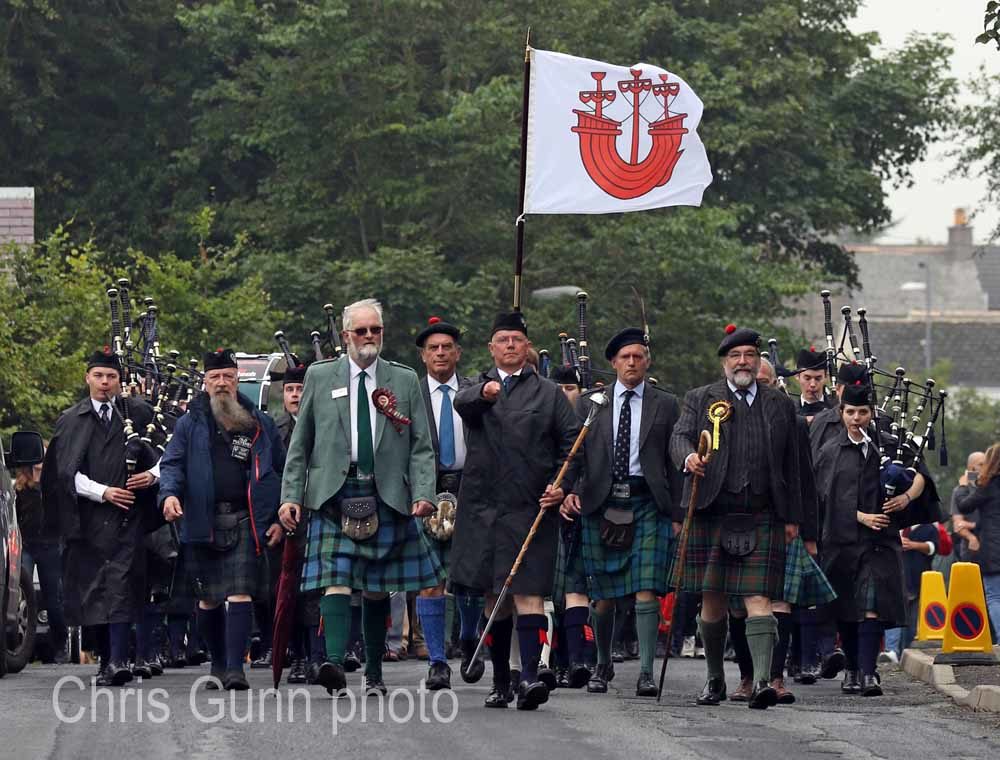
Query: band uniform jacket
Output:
[[574, 384, 684, 521], [668, 379, 803, 525]]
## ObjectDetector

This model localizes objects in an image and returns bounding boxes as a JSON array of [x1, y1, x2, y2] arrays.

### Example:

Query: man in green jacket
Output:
[[279, 298, 442, 695]]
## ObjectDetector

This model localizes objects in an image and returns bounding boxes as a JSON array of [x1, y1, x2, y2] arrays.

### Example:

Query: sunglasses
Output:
[[348, 326, 383, 337]]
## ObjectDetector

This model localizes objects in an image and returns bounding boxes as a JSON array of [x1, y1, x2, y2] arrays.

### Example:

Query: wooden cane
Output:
[[656, 429, 713, 702], [464, 392, 609, 675]]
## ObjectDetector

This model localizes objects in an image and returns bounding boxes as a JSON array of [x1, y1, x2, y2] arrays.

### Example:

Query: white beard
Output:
[[731, 369, 755, 389], [210, 392, 255, 433], [348, 342, 381, 365]]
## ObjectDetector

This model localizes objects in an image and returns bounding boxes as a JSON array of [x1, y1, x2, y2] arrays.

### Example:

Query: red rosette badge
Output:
[[372, 387, 411, 433]]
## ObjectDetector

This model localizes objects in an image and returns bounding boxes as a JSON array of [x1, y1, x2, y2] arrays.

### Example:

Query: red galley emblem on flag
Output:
[[571, 69, 688, 200]]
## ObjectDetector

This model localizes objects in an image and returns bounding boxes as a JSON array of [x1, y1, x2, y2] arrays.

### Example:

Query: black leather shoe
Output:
[[288, 659, 308, 684], [426, 661, 452, 691], [821, 648, 846, 679], [250, 648, 272, 669], [484, 681, 514, 709], [841, 669, 862, 695], [149, 657, 164, 677], [188, 649, 208, 667], [316, 661, 347, 694], [635, 671, 657, 697], [166, 654, 187, 668], [748, 680, 778, 709], [343, 651, 361, 673], [587, 664, 609, 693], [459, 640, 485, 683], [537, 666, 557, 691], [861, 674, 883, 697], [365, 676, 388, 696], [516, 679, 549, 710], [567, 662, 592, 689], [696, 677, 727, 705], [204, 667, 225, 690], [625, 640, 639, 660], [556, 667, 571, 688], [99, 661, 133, 687], [224, 669, 250, 690], [798, 663, 819, 685], [611, 647, 625, 663], [131, 659, 153, 679]]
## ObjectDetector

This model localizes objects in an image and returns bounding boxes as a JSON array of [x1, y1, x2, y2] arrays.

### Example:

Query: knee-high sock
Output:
[[197, 606, 225, 668], [134, 609, 152, 662], [612, 597, 630, 648], [563, 606, 590, 665], [697, 615, 727, 681], [516, 613, 547, 683], [167, 615, 188, 659], [362, 596, 391, 679], [444, 595, 456, 648], [310, 621, 327, 664], [857, 619, 883, 677], [818, 609, 838, 655], [488, 615, 513, 686], [593, 606, 616, 666], [108, 622, 131, 664], [415, 596, 447, 665], [838, 621, 859, 672], [635, 600, 661, 674], [456, 593, 484, 641], [253, 600, 272, 650], [225, 601, 253, 672], [798, 608, 820, 668], [789, 614, 801, 669], [745, 615, 778, 684], [728, 615, 753, 681], [770, 611, 793, 680], [319, 593, 350, 665], [509, 618, 521, 671], [552, 613, 569, 669]]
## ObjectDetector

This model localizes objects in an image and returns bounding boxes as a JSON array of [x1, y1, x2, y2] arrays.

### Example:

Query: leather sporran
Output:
[[210, 512, 247, 552], [720, 514, 757, 557], [340, 496, 379, 541], [599, 507, 635, 550]]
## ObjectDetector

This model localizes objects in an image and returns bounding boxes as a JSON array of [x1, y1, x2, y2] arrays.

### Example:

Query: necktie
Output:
[[356, 370, 374, 475], [737, 389, 751, 407], [100, 403, 111, 428], [438, 385, 456, 469], [613, 390, 634, 481], [502, 375, 514, 395]]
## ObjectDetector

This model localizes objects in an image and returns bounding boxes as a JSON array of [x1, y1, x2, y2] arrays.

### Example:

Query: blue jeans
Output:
[[984, 573, 1000, 642], [22, 541, 68, 652]]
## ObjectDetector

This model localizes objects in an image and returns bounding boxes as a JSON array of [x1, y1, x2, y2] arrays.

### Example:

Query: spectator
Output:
[[883, 524, 939, 659], [954, 445, 1000, 639], [951, 452, 985, 563]]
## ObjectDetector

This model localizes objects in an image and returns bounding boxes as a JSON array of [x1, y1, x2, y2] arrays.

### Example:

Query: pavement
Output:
[[3, 657, 999, 759], [901, 644, 1000, 713]]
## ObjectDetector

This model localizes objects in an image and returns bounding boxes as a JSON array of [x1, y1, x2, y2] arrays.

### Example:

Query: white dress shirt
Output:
[[496, 367, 524, 383], [726, 379, 758, 406], [612, 380, 644, 477], [74, 396, 160, 502], [349, 357, 379, 463], [427, 374, 466, 470]]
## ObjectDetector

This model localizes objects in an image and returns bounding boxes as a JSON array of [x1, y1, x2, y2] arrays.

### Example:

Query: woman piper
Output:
[[814, 383, 937, 696]]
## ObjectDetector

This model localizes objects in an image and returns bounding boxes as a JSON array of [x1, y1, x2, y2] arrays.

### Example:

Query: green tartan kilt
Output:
[[681, 509, 784, 599], [187, 516, 260, 602], [300, 477, 444, 593], [581, 495, 674, 602], [552, 524, 590, 606], [782, 536, 837, 607]]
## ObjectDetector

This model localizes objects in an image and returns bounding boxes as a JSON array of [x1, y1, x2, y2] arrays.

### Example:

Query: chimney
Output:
[[0, 187, 34, 247], [948, 206, 973, 254]]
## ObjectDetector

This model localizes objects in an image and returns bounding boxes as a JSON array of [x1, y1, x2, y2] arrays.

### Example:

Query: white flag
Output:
[[523, 49, 713, 215]]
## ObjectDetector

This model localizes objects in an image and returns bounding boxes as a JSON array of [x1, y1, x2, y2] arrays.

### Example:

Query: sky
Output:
[[848, 1, 998, 244]]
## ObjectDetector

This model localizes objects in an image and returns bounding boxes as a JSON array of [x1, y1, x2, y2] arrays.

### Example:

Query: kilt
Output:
[[782, 536, 836, 607], [552, 524, 590, 606], [581, 494, 674, 602], [300, 477, 444, 593], [423, 536, 452, 578], [822, 541, 905, 626], [681, 509, 785, 599], [187, 514, 260, 602]]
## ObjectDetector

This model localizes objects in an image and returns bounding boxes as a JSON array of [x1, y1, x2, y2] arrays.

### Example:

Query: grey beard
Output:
[[348, 342, 381, 365], [210, 392, 256, 433], [730, 369, 755, 389]]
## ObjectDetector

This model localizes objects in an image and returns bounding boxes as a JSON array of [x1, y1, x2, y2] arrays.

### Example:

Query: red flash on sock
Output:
[[538, 629, 549, 646], [318, 620, 325, 635], [583, 625, 595, 642], [484, 633, 493, 647]]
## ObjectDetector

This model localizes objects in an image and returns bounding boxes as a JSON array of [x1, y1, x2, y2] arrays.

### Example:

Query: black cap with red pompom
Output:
[[415, 316, 462, 347], [86, 346, 122, 373], [717, 323, 761, 356], [796, 346, 826, 371], [840, 382, 871, 407]]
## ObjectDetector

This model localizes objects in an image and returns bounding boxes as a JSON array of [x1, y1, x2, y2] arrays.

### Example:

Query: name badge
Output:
[[331, 387, 348, 400]]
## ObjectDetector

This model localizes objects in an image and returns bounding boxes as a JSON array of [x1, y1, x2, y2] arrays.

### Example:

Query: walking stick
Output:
[[656, 428, 714, 702], [462, 391, 609, 678]]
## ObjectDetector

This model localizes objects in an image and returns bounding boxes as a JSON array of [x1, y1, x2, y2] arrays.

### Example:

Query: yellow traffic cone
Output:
[[934, 562, 998, 666], [914, 571, 948, 646]]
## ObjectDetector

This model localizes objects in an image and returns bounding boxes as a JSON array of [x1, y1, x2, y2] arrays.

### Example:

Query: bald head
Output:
[[756, 358, 776, 388]]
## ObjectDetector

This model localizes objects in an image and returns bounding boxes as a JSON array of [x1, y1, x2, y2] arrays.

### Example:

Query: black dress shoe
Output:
[[587, 664, 609, 694], [516, 679, 549, 711], [188, 650, 208, 667], [798, 664, 819, 685], [821, 649, 846, 679], [556, 667, 571, 688], [316, 661, 347, 694], [365, 676, 388, 696], [748, 680, 778, 709], [635, 671, 657, 697], [426, 661, 452, 691], [149, 657, 164, 677], [167, 654, 187, 668], [204, 667, 225, 690], [861, 674, 883, 697], [224, 669, 250, 691], [537, 666, 557, 691], [625, 640, 639, 660], [343, 651, 362, 673], [250, 649, 272, 669], [567, 662, 592, 689], [841, 669, 862, 695], [696, 677, 727, 705], [611, 647, 625, 663], [288, 659, 308, 685], [485, 680, 513, 708], [131, 659, 153, 679], [459, 640, 485, 683], [103, 661, 133, 687]]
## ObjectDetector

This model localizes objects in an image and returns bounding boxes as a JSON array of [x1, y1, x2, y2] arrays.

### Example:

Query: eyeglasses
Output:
[[726, 351, 759, 361], [349, 326, 383, 337]]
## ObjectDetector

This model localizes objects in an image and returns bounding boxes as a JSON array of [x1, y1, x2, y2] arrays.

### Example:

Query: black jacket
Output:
[[955, 478, 1000, 575], [574, 382, 683, 520], [274, 411, 295, 450], [669, 379, 803, 524]]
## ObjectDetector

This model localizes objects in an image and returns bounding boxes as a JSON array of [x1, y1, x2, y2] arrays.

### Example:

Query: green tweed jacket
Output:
[[280, 356, 437, 515]]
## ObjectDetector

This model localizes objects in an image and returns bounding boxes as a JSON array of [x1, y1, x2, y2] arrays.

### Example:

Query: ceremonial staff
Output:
[[462, 390, 609, 678], [657, 400, 732, 701]]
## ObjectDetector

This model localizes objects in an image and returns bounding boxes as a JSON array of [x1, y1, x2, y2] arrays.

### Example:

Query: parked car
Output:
[[1, 431, 45, 676], [236, 352, 289, 412]]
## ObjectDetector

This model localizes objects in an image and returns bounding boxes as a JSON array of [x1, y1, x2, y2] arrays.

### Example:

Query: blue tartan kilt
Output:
[[782, 536, 837, 607], [300, 477, 444, 593], [187, 516, 260, 602], [581, 494, 674, 602], [552, 523, 590, 606]]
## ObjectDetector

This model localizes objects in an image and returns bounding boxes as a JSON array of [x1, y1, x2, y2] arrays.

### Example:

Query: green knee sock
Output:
[[697, 615, 728, 681], [362, 596, 391, 679], [319, 593, 351, 665], [745, 614, 778, 683], [593, 606, 615, 666], [635, 600, 661, 675]]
